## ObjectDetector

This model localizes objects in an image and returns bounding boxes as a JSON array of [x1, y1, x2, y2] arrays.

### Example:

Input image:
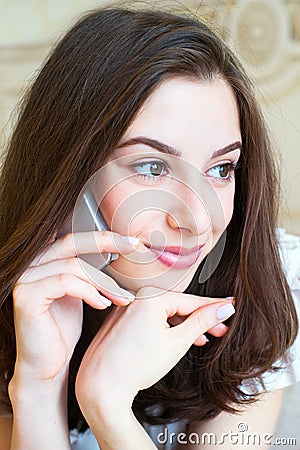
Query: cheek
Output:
[[100, 187, 159, 238], [210, 184, 235, 234], [99, 185, 142, 236], [221, 189, 235, 226], [100, 190, 122, 231]]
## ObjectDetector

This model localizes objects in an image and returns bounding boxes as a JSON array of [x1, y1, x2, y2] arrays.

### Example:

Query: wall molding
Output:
[[190, 0, 300, 101], [1, 1, 300, 104]]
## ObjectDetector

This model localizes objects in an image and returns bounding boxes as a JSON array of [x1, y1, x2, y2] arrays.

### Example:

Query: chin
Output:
[[104, 259, 199, 294]]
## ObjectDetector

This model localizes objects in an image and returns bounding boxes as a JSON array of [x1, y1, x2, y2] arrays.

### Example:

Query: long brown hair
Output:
[[0, 7, 297, 430]]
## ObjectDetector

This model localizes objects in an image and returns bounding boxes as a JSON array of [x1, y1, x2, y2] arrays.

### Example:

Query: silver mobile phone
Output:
[[72, 188, 118, 270]]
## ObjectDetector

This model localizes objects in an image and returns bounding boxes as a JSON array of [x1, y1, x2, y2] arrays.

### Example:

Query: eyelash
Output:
[[130, 160, 169, 183], [130, 160, 240, 185], [206, 162, 239, 184]]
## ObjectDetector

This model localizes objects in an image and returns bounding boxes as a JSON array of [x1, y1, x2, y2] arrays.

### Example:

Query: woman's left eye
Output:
[[130, 160, 169, 182], [206, 162, 237, 183]]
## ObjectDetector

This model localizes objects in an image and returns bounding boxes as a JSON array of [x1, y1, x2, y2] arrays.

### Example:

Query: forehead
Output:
[[121, 77, 241, 164]]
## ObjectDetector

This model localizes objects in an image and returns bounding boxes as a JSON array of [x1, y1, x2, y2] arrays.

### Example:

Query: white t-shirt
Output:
[[70, 229, 300, 450]]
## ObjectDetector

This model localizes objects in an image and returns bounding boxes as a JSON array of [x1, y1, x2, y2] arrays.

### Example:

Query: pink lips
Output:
[[145, 244, 205, 269]]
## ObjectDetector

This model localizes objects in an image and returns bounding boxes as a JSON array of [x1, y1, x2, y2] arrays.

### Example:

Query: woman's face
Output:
[[95, 77, 241, 293]]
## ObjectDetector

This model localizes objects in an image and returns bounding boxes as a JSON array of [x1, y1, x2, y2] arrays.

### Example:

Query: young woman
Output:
[[0, 6, 299, 450]]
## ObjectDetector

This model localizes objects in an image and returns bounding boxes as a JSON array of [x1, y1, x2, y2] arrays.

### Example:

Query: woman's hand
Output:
[[75, 287, 235, 420], [10, 231, 139, 384]]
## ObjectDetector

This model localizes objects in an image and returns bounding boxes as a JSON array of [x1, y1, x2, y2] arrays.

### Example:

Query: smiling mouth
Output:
[[144, 244, 205, 269]]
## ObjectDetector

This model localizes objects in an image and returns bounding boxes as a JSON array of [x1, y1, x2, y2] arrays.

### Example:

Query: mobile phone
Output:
[[72, 188, 119, 270]]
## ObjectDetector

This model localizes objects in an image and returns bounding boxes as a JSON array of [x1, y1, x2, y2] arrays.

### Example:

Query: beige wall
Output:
[[1, 0, 299, 234]]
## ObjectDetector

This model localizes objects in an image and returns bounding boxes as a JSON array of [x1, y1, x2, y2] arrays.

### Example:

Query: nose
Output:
[[166, 189, 210, 236], [166, 178, 225, 236]]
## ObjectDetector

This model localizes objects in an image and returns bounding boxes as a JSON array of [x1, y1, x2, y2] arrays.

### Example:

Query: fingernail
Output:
[[216, 304, 235, 321], [119, 288, 135, 302], [225, 296, 236, 305], [121, 236, 140, 247], [99, 294, 112, 307]]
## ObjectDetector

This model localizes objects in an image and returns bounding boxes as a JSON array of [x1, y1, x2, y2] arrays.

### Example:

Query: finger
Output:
[[172, 301, 235, 344], [18, 258, 135, 305], [168, 316, 228, 338], [193, 324, 229, 347], [30, 231, 140, 267], [193, 334, 209, 346], [13, 273, 112, 314], [136, 286, 234, 318], [207, 323, 228, 337]]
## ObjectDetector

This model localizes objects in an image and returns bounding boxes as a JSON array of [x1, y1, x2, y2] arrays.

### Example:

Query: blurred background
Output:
[[0, 0, 299, 448]]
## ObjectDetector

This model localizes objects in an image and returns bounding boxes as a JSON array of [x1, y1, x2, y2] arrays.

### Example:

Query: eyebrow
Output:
[[117, 136, 242, 159]]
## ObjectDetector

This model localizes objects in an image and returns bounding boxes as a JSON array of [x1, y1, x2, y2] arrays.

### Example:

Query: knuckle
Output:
[[96, 230, 110, 252], [65, 257, 79, 272], [12, 283, 32, 312], [57, 272, 70, 289], [12, 282, 26, 301], [80, 280, 96, 299], [61, 232, 74, 251], [194, 312, 209, 332], [87, 283, 97, 297], [99, 230, 110, 239]]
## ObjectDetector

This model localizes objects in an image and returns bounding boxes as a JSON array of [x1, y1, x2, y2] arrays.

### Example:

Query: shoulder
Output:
[[276, 228, 300, 292], [183, 389, 284, 450], [242, 228, 300, 395], [277, 228, 300, 361]]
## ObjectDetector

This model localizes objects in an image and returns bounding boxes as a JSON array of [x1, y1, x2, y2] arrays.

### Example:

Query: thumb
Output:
[[172, 301, 235, 345]]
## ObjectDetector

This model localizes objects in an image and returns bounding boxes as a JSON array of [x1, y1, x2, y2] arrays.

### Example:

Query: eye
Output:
[[130, 160, 169, 183], [206, 162, 238, 184]]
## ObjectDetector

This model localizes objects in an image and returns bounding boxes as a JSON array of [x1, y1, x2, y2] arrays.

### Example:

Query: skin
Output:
[[1, 78, 283, 450], [98, 77, 241, 293]]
